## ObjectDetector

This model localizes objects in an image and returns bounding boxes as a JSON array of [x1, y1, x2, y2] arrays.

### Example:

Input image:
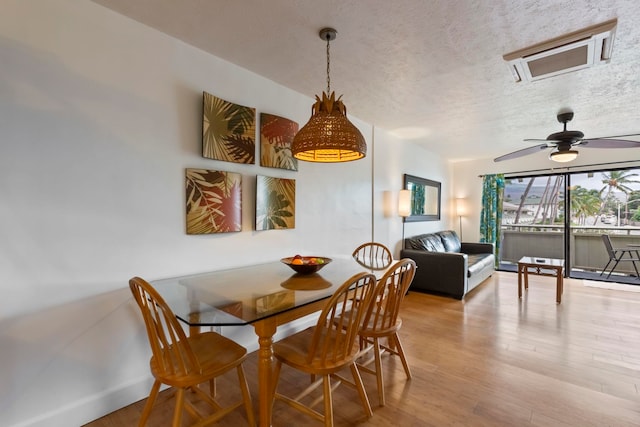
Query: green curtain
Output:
[[479, 174, 505, 267]]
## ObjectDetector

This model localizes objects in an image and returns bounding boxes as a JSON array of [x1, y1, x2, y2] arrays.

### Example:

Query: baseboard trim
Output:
[[10, 374, 156, 427], [11, 316, 319, 427]]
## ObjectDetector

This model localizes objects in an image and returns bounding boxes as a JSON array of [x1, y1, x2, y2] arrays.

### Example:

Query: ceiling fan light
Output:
[[549, 149, 579, 162]]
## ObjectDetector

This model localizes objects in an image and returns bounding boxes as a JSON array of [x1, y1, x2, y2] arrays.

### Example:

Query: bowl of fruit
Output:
[[281, 255, 332, 274]]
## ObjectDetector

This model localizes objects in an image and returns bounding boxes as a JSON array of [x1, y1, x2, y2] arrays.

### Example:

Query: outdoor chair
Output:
[[600, 234, 640, 279]]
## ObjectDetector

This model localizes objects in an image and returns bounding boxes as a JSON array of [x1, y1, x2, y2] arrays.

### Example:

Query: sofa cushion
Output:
[[407, 233, 446, 252], [438, 230, 461, 253], [467, 254, 494, 277]]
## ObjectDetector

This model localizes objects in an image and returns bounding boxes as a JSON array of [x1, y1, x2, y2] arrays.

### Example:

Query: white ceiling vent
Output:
[[503, 19, 617, 83]]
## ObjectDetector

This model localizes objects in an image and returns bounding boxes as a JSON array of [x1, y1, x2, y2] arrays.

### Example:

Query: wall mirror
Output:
[[403, 174, 441, 222]]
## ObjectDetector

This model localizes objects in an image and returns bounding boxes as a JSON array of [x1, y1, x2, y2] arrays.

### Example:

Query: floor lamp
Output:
[[456, 198, 467, 240], [399, 190, 411, 245]]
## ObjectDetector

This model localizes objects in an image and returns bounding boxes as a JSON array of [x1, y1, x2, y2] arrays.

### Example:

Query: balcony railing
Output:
[[500, 224, 640, 275]]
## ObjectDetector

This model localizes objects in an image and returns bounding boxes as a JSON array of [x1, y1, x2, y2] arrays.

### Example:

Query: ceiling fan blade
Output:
[[523, 138, 558, 143], [580, 138, 640, 148], [591, 133, 640, 139], [494, 144, 548, 162]]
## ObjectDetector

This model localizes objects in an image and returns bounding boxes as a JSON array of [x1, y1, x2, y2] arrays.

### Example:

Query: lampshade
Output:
[[398, 189, 411, 217], [291, 27, 367, 163], [549, 149, 578, 162], [292, 92, 367, 162]]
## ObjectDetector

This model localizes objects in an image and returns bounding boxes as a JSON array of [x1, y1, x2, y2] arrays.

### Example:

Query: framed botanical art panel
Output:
[[185, 168, 242, 234], [202, 91, 256, 164], [260, 113, 298, 170], [255, 175, 295, 230]]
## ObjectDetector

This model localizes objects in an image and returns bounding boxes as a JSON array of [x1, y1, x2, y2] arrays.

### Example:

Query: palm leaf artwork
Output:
[[256, 176, 295, 230], [260, 113, 299, 170], [202, 91, 256, 164], [185, 168, 242, 234]]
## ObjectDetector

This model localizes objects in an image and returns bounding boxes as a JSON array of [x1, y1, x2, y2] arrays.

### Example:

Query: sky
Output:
[[571, 169, 640, 201], [505, 168, 640, 204]]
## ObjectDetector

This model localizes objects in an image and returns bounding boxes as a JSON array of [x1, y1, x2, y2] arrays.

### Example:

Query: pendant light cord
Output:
[[326, 34, 331, 94]]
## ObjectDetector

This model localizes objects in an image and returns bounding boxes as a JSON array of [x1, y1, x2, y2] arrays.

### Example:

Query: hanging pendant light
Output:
[[291, 28, 367, 162]]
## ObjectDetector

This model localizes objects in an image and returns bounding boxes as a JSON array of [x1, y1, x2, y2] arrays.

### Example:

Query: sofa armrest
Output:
[[461, 242, 494, 255]]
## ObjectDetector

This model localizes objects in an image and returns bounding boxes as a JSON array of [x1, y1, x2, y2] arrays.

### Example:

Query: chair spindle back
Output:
[[129, 277, 200, 377], [352, 242, 393, 269], [362, 259, 416, 334], [307, 272, 376, 365]]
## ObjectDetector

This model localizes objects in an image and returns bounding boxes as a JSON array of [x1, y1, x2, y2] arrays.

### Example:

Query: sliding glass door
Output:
[[498, 167, 640, 283], [499, 175, 565, 270], [568, 170, 640, 282]]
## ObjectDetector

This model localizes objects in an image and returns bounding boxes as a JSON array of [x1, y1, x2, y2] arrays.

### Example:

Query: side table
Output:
[[517, 256, 564, 303]]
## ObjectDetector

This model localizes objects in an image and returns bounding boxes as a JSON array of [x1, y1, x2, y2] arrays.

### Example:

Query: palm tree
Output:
[[624, 189, 640, 223], [532, 177, 551, 224], [570, 186, 600, 225], [514, 178, 534, 224], [627, 190, 640, 211], [531, 176, 563, 224], [595, 170, 640, 224]]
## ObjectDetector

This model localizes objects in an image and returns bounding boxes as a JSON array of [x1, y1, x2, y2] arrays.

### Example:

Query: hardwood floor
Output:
[[85, 271, 640, 426]]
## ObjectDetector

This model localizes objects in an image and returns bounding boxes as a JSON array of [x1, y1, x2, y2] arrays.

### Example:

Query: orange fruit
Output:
[[291, 258, 304, 265]]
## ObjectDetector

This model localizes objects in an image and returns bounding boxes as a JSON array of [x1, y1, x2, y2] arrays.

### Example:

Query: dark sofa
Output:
[[400, 230, 494, 299]]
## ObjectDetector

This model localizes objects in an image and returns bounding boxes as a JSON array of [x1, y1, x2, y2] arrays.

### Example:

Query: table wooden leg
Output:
[[188, 313, 201, 337], [518, 264, 522, 298], [524, 268, 529, 290], [254, 318, 277, 427], [556, 268, 563, 304]]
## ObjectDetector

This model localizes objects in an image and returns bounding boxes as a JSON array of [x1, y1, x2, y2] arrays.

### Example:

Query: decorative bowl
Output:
[[280, 256, 332, 275]]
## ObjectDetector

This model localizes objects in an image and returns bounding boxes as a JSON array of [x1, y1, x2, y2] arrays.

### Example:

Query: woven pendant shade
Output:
[[292, 91, 367, 162], [292, 28, 367, 163]]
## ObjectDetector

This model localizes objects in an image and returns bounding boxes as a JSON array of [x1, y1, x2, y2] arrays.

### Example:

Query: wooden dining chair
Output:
[[357, 258, 417, 406], [352, 242, 393, 269], [271, 272, 377, 427], [129, 277, 256, 427]]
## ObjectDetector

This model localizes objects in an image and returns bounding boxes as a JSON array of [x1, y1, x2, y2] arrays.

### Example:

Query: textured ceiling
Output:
[[91, 0, 640, 162]]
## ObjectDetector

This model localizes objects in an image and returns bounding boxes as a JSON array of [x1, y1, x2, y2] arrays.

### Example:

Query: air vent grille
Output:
[[503, 19, 616, 83]]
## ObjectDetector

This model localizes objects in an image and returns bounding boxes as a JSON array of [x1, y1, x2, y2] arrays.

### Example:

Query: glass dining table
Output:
[[151, 256, 395, 427]]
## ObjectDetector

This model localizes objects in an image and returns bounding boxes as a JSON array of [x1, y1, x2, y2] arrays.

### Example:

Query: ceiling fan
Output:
[[494, 111, 640, 163]]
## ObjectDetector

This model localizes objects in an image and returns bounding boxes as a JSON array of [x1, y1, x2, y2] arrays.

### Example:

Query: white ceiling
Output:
[[91, 0, 640, 162]]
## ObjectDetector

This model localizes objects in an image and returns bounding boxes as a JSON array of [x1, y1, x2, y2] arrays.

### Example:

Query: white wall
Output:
[[0, 1, 450, 426], [372, 131, 453, 255]]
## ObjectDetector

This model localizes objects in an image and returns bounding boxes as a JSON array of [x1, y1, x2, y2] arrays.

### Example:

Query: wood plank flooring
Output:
[[84, 271, 640, 426]]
